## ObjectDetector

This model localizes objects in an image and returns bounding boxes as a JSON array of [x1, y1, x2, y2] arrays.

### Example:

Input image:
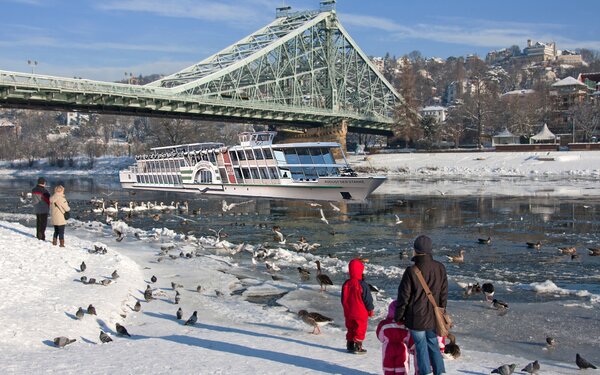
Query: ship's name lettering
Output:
[[328, 180, 363, 184]]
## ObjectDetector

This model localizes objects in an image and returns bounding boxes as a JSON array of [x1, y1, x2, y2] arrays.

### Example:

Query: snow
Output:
[[0, 219, 593, 374]]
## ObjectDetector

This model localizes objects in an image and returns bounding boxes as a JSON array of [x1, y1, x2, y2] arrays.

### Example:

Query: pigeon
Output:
[[75, 307, 85, 320], [150, 275, 157, 283], [175, 291, 181, 304], [482, 282, 495, 302], [87, 278, 96, 285], [171, 281, 183, 290], [100, 279, 112, 286], [491, 364, 516, 375], [546, 336, 555, 347], [80, 276, 88, 283], [111, 270, 119, 279], [492, 299, 509, 310], [87, 304, 97, 315], [99, 331, 113, 343], [521, 360, 540, 374], [576, 353, 597, 369], [115, 323, 131, 337], [298, 310, 333, 334], [80, 261, 86, 272], [176, 307, 183, 320], [184, 311, 198, 326], [53, 336, 76, 348], [196, 285, 202, 293], [144, 285, 153, 301], [133, 301, 141, 312]]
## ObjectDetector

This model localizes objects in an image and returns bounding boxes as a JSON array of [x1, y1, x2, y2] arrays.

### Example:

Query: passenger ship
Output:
[[119, 131, 385, 201]]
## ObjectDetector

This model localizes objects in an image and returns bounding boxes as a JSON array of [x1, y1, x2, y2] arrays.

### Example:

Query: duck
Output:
[[297, 267, 310, 281], [558, 246, 577, 255], [526, 241, 542, 249], [315, 260, 333, 292], [478, 236, 491, 245], [444, 333, 461, 359], [588, 247, 600, 256], [447, 249, 465, 263], [298, 310, 333, 334], [492, 298, 509, 310], [482, 282, 495, 302]]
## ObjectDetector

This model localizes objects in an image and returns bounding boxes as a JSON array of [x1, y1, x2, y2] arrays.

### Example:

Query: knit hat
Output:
[[37, 177, 46, 185], [387, 300, 397, 319], [413, 235, 433, 254]]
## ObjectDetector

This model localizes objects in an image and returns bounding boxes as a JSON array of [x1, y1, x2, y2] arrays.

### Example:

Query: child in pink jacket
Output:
[[376, 300, 412, 374]]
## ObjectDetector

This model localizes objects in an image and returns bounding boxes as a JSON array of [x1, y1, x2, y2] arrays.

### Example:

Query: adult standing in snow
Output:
[[31, 177, 50, 241], [49, 185, 70, 247], [395, 235, 447, 375]]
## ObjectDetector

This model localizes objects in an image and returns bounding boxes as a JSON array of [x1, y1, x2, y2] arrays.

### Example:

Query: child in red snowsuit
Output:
[[341, 259, 374, 353], [376, 300, 412, 374]]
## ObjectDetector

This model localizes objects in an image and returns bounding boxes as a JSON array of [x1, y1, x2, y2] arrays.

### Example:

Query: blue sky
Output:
[[1, 0, 599, 81]]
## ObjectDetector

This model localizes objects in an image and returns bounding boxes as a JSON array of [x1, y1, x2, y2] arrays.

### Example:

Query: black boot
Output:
[[354, 340, 367, 354], [346, 340, 356, 353]]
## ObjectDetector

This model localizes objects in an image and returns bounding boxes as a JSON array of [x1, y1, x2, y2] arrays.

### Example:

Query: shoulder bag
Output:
[[413, 266, 452, 336]]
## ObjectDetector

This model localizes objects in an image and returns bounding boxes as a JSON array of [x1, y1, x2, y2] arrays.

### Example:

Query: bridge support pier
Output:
[[277, 120, 348, 158]]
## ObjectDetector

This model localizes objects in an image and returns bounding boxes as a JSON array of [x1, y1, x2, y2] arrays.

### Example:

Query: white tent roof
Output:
[[494, 129, 517, 137], [531, 124, 556, 140], [552, 76, 587, 87]]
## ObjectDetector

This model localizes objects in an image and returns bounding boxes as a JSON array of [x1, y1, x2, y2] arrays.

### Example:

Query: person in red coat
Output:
[[341, 258, 374, 353], [376, 300, 412, 374]]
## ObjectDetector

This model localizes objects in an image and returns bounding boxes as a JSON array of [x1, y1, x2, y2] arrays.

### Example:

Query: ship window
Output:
[[273, 149, 286, 164], [322, 148, 335, 164], [245, 150, 255, 160], [259, 168, 269, 179], [284, 149, 300, 164], [303, 167, 318, 179], [250, 168, 260, 179], [269, 167, 279, 179], [263, 148, 273, 159], [241, 168, 250, 179], [234, 167, 243, 180], [230, 152, 238, 162], [310, 148, 325, 165], [298, 148, 312, 164], [198, 170, 212, 183], [279, 168, 290, 178], [209, 152, 216, 163], [237, 150, 246, 161], [254, 149, 264, 160], [202, 153, 208, 161], [219, 167, 228, 181]]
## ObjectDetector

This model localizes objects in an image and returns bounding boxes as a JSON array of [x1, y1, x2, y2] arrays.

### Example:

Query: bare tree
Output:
[[571, 100, 600, 142]]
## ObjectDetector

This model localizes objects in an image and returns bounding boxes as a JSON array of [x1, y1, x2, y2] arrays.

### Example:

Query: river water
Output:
[[1, 175, 599, 362]]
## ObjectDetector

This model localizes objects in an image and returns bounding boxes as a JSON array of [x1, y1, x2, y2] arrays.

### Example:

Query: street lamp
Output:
[[27, 60, 38, 74]]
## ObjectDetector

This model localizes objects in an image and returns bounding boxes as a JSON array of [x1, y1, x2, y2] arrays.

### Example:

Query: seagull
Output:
[[491, 364, 516, 375], [53, 336, 76, 348], [265, 261, 280, 272], [176, 307, 183, 320], [298, 310, 333, 334], [315, 260, 333, 292], [184, 311, 198, 326], [272, 226, 286, 244], [478, 236, 491, 244], [447, 249, 465, 263], [521, 360, 540, 374], [309, 203, 322, 207], [394, 214, 403, 225], [319, 209, 329, 225], [576, 353, 597, 369], [99, 331, 113, 343], [115, 323, 131, 337], [222, 199, 254, 212], [329, 202, 341, 212]]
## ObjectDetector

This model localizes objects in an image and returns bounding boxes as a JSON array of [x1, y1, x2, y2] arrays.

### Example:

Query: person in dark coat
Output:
[[395, 235, 447, 375], [341, 258, 375, 353], [31, 177, 50, 241]]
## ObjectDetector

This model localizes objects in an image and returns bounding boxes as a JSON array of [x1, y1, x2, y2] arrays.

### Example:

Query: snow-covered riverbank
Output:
[[0, 219, 593, 374]]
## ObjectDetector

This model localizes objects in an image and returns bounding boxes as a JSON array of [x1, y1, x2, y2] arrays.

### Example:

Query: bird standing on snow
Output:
[[184, 311, 198, 326], [315, 260, 333, 292], [115, 323, 131, 337], [298, 310, 333, 334], [176, 307, 183, 320], [80, 261, 86, 272], [491, 363, 516, 375], [150, 275, 157, 283], [133, 301, 141, 312], [75, 307, 85, 320], [175, 291, 181, 304], [87, 304, 97, 315], [144, 285, 153, 301], [99, 331, 113, 343], [53, 336, 76, 348], [111, 270, 119, 279], [576, 353, 597, 369], [171, 281, 183, 290], [521, 360, 540, 374], [444, 333, 461, 359], [80, 276, 87, 283], [297, 267, 310, 281], [492, 298, 509, 310], [546, 336, 555, 347]]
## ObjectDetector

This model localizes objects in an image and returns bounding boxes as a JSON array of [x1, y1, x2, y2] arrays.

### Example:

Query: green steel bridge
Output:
[[0, 2, 401, 136]]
